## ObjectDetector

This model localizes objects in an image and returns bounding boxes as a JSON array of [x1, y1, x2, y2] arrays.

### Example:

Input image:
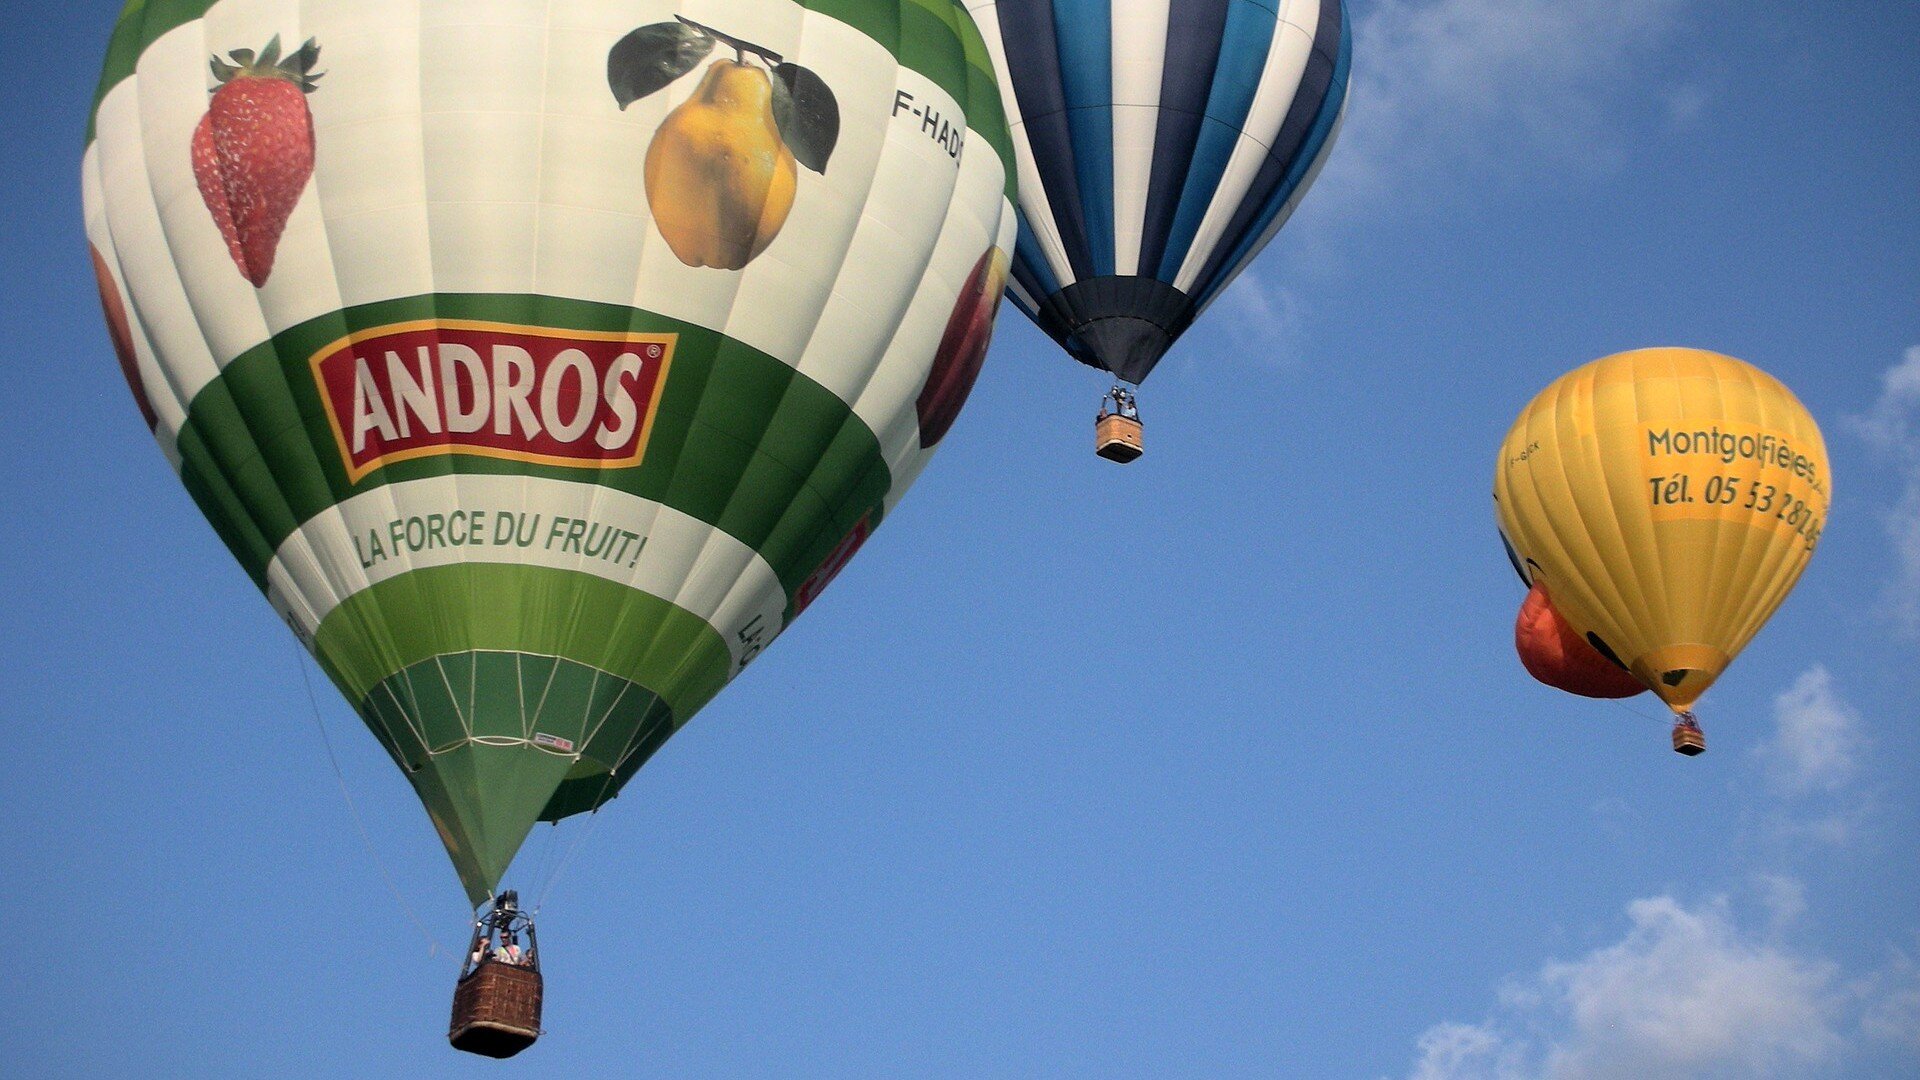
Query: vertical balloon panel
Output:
[[86, 0, 1017, 903]]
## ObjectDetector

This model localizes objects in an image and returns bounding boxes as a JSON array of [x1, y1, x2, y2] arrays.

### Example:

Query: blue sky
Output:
[[4, 1, 1917, 1077]]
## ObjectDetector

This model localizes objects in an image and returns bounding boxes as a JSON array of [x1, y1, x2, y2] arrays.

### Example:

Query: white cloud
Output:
[[1755, 666, 1863, 797], [1208, 268, 1306, 367], [1888, 482, 1920, 632], [1541, 896, 1841, 1077], [1852, 346, 1920, 455], [1406, 891, 1847, 1079], [1410, 1021, 1526, 1080], [1754, 873, 1808, 930], [1239, 0, 1704, 335], [1858, 949, 1920, 1053], [1665, 82, 1712, 128], [1849, 347, 1920, 631], [1324, 0, 1694, 207], [1737, 668, 1876, 849]]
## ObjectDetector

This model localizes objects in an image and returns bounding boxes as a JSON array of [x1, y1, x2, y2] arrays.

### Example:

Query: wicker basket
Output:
[[1671, 725, 1706, 756], [1096, 413, 1144, 463], [449, 961, 543, 1058]]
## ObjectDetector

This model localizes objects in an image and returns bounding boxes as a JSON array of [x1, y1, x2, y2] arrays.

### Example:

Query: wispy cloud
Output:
[[1410, 1021, 1525, 1080], [1852, 346, 1920, 454], [1755, 666, 1863, 798], [1858, 947, 1920, 1054], [1743, 667, 1878, 857], [1848, 346, 1920, 631], [1244, 0, 1702, 348], [1323, 0, 1697, 209], [1208, 268, 1306, 368], [1406, 891, 1846, 1080]]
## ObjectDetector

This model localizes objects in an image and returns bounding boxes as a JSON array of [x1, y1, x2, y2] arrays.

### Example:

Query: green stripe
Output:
[[319, 564, 727, 897], [313, 563, 731, 720], [360, 650, 678, 821], [408, 739, 581, 905], [952, 5, 1015, 199], [87, 0, 1013, 178], [802, 0, 1014, 199], [173, 293, 890, 603]]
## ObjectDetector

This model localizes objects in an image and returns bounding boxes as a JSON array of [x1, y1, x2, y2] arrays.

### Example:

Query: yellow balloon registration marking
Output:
[[1494, 348, 1831, 714]]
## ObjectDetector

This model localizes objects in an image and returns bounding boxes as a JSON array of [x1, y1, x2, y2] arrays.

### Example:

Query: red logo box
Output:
[[311, 319, 676, 481]]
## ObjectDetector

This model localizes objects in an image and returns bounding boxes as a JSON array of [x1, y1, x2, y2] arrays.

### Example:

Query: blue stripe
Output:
[[1152, 1, 1278, 281], [997, 0, 1097, 282], [1010, 205, 1066, 306], [1189, 0, 1349, 308], [1134, 0, 1230, 281], [1052, 0, 1117, 277]]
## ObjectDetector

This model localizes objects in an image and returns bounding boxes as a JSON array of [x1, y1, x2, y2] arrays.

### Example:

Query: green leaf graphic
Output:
[[770, 63, 839, 174], [608, 22, 716, 109]]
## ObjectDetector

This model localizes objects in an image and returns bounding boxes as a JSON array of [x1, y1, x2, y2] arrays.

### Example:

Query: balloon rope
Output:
[[532, 804, 609, 916], [532, 732, 649, 915], [294, 645, 445, 960], [1611, 699, 1676, 725], [526, 821, 562, 906]]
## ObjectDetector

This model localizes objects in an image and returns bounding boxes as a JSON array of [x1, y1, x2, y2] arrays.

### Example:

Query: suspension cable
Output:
[[532, 725, 655, 915], [294, 643, 446, 960]]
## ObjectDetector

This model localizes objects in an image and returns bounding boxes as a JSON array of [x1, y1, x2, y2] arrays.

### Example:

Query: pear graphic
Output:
[[644, 60, 798, 270]]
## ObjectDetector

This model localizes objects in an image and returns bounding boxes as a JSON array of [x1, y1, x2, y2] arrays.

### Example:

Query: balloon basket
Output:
[[450, 961, 543, 1058], [450, 891, 542, 1057], [1096, 413, 1143, 463], [1671, 722, 1706, 756]]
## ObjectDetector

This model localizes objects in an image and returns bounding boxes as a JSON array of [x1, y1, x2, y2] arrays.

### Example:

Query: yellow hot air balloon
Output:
[[1493, 348, 1831, 754]]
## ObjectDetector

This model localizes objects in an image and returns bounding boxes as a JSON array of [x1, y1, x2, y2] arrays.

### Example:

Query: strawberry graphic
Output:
[[191, 35, 322, 287]]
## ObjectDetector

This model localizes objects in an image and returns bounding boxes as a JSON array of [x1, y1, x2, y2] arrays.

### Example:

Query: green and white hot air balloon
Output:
[[84, 0, 1017, 908]]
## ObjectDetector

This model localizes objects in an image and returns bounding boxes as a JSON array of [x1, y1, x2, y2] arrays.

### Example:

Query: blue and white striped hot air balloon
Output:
[[970, 0, 1351, 385]]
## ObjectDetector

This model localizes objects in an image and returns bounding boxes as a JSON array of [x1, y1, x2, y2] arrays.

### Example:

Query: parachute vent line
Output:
[[294, 645, 446, 959]]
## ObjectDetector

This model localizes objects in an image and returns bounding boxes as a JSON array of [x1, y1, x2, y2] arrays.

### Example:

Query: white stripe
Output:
[[1109, 0, 1169, 276], [1171, 6, 1316, 292], [83, 140, 188, 470], [793, 66, 966, 415], [883, 195, 1022, 506], [845, 112, 1008, 481], [969, 1, 1080, 291], [94, 73, 232, 463], [136, 22, 282, 361], [1192, 101, 1345, 319], [263, 475, 788, 677]]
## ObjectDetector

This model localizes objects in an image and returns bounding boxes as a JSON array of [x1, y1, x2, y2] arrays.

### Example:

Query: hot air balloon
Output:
[[1494, 348, 1832, 755], [84, 0, 1016, 1054], [969, 0, 1350, 459]]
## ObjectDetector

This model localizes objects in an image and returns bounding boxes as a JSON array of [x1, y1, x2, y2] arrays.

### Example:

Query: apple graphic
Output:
[[915, 246, 1009, 447], [91, 244, 158, 431]]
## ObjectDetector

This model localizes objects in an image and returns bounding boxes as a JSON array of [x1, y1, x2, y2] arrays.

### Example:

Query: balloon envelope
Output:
[[1494, 348, 1831, 715], [972, 0, 1350, 382], [86, 0, 1017, 904]]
